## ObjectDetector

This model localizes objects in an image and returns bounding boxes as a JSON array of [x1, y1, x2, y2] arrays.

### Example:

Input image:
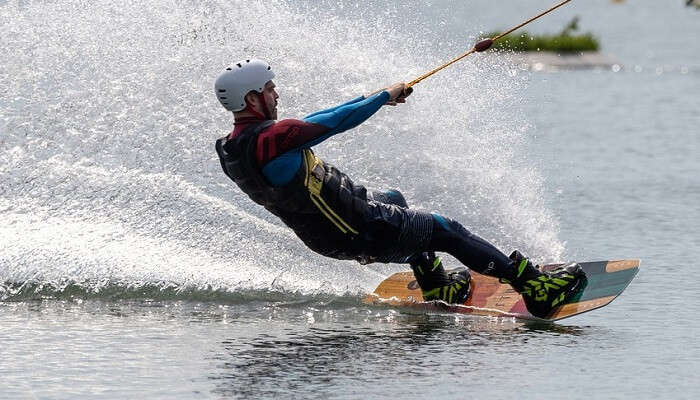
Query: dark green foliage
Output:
[[483, 17, 600, 53]]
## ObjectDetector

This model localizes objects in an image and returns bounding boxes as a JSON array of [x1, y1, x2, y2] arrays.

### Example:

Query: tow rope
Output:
[[369, 0, 574, 97]]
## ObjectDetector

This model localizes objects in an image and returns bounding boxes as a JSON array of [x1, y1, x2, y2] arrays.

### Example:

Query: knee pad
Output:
[[384, 189, 407, 208], [370, 189, 407, 208]]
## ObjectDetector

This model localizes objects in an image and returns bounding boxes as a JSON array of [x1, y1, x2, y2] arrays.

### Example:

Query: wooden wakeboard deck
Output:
[[365, 259, 640, 322]]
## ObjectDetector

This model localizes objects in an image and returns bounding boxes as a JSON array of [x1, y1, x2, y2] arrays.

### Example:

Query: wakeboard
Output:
[[365, 260, 639, 322]]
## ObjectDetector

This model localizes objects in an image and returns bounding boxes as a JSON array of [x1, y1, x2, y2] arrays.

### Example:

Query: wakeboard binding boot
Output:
[[500, 250, 587, 319], [410, 252, 471, 304]]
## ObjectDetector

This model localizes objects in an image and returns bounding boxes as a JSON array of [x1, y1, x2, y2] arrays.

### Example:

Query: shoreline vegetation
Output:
[[484, 17, 600, 53]]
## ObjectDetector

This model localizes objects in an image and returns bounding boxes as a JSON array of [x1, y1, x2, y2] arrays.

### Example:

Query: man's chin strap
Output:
[[244, 92, 271, 120]]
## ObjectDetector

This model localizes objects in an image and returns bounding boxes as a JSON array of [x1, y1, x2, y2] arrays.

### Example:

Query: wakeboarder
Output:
[[213, 59, 585, 318]]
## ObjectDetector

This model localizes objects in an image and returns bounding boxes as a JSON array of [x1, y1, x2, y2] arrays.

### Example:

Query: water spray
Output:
[[371, 0, 574, 97]]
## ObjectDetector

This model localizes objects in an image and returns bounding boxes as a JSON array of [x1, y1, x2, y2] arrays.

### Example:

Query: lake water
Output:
[[1, 0, 699, 398]]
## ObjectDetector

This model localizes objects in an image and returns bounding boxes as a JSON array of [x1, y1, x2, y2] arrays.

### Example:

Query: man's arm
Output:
[[256, 91, 389, 166], [302, 95, 367, 120], [300, 91, 390, 148], [257, 83, 410, 186]]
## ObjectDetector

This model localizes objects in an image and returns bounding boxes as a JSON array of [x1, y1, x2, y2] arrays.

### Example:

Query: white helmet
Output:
[[215, 59, 275, 112]]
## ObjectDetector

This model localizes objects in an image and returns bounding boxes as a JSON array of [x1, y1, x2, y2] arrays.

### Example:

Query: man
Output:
[[214, 59, 585, 318]]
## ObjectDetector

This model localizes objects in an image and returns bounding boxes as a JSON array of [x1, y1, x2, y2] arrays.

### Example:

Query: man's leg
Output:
[[428, 214, 514, 279], [368, 190, 444, 272], [423, 213, 586, 318], [363, 192, 585, 317], [368, 191, 511, 277], [367, 190, 471, 303]]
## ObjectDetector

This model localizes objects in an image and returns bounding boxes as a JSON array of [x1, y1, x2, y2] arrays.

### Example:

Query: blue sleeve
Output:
[[261, 91, 390, 187], [300, 91, 390, 148], [262, 152, 303, 186], [303, 96, 366, 120]]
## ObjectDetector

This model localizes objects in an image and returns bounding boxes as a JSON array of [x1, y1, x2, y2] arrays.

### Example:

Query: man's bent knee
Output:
[[369, 189, 408, 208]]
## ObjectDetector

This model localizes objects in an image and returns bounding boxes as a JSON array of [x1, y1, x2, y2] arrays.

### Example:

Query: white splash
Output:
[[0, 0, 564, 298]]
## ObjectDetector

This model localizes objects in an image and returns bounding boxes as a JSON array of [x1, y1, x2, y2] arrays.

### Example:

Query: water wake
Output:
[[1, 0, 565, 301], [0, 278, 365, 305]]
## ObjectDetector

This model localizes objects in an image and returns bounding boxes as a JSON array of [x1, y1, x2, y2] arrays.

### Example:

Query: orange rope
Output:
[[406, 0, 573, 88]]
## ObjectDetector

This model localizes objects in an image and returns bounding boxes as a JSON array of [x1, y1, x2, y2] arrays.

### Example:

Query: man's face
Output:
[[245, 80, 278, 119], [261, 80, 279, 120]]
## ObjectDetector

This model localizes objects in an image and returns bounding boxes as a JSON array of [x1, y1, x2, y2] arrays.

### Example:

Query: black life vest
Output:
[[215, 120, 313, 215], [215, 121, 371, 256]]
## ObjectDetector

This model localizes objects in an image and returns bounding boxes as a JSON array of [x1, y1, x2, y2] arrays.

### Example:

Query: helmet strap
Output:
[[257, 92, 272, 120]]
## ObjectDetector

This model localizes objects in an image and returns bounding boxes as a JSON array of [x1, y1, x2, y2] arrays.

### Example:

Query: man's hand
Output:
[[384, 82, 413, 106]]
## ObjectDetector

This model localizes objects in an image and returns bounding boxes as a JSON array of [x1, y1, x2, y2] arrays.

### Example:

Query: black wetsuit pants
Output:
[[368, 189, 516, 281]]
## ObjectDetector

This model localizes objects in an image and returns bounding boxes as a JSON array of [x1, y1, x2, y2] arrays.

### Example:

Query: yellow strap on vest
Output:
[[302, 149, 359, 235]]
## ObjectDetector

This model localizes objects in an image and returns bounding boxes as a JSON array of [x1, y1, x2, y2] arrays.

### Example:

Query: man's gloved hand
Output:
[[384, 82, 413, 106]]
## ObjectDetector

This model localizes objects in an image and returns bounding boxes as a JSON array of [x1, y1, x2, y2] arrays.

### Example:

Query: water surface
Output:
[[2, 0, 699, 398]]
